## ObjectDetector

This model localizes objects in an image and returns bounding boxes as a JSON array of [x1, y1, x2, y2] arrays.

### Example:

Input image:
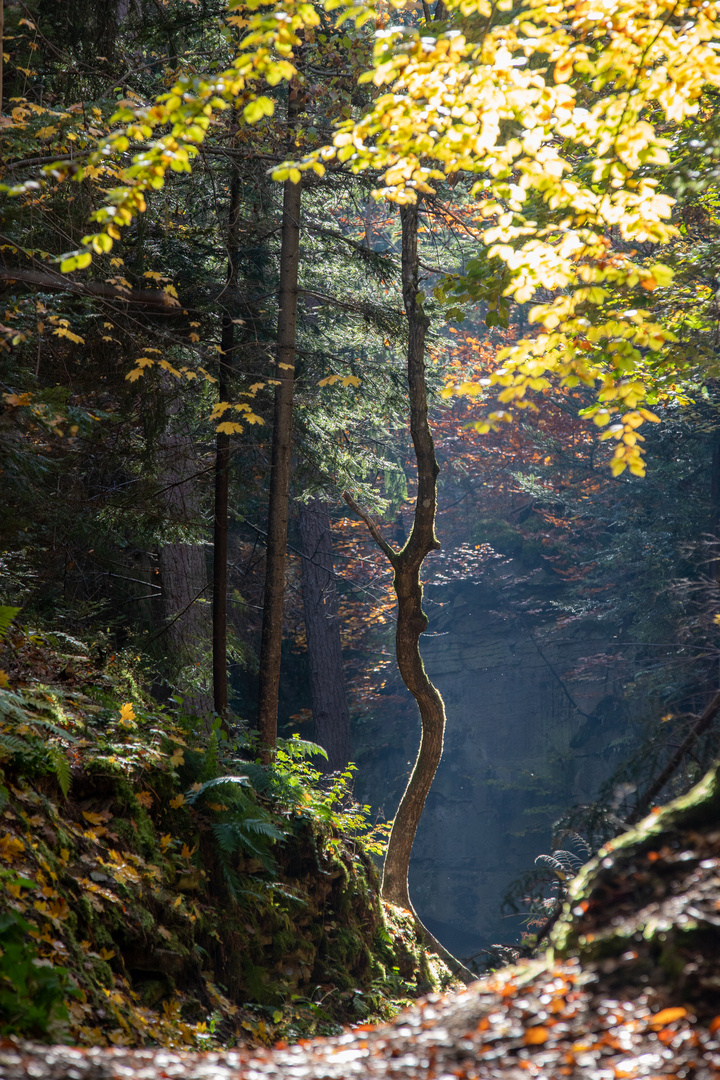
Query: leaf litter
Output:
[[7, 764, 720, 1079]]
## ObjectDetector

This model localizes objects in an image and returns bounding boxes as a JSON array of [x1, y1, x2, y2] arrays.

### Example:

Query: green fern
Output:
[[0, 688, 74, 797], [0, 607, 20, 642], [47, 746, 71, 799]]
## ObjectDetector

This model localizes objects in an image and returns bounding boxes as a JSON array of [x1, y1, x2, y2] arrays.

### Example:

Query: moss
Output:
[[92, 959, 114, 988]]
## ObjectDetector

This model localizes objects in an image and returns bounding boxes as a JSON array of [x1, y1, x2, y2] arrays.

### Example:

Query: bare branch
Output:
[[342, 491, 398, 563]]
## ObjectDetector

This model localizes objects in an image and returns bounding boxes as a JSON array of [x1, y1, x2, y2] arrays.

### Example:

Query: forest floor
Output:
[[6, 774, 720, 1079]]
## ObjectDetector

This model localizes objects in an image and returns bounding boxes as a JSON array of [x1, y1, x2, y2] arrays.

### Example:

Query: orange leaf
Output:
[[649, 1008, 687, 1028], [136, 791, 153, 808], [524, 1027, 549, 1045], [709, 1015, 720, 1034]]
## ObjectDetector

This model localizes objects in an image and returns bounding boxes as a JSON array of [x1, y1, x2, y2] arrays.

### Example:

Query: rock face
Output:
[[357, 577, 635, 961]]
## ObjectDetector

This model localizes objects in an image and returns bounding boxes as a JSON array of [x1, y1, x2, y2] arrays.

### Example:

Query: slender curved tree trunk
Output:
[[381, 201, 442, 908], [344, 202, 472, 982], [257, 176, 302, 756], [299, 497, 351, 771]]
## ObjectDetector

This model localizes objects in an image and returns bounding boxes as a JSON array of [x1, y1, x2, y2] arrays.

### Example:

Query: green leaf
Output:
[[0, 607, 20, 642]]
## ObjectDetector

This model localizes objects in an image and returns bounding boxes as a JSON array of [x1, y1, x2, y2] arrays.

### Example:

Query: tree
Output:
[[257, 176, 303, 757], [8, 0, 720, 958], [298, 497, 352, 772]]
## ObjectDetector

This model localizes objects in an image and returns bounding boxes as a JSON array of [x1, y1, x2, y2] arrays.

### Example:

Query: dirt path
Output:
[[4, 957, 718, 1080]]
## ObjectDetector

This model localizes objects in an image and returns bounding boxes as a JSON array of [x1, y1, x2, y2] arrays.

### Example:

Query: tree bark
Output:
[[381, 201, 443, 909], [257, 177, 302, 757], [212, 163, 241, 719], [343, 202, 472, 983], [1, 0, 4, 118], [157, 397, 212, 720], [299, 498, 351, 772]]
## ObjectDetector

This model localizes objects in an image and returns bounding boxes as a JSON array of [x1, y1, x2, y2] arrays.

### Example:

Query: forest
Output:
[[4, 0, 720, 1074]]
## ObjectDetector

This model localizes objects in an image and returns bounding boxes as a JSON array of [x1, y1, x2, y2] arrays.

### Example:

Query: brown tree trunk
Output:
[[343, 202, 472, 983], [157, 395, 213, 720], [257, 177, 302, 757], [381, 201, 443, 909], [1, 0, 4, 117], [212, 163, 241, 719], [299, 498, 351, 772]]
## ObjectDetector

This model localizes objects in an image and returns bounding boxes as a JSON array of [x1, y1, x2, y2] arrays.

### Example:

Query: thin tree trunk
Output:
[[343, 201, 472, 983], [157, 396, 213, 720], [710, 425, 720, 583], [257, 177, 302, 756], [299, 498, 351, 772], [212, 163, 241, 718], [1, 0, 4, 117]]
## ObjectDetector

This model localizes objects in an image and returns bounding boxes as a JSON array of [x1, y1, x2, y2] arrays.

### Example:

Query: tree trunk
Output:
[[710, 425, 720, 583], [1, 0, 4, 117], [381, 201, 443, 909], [343, 202, 472, 982], [257, 177, 302, 756], [212, 163, 241, 719], [156, 398, 212, 719], [298, 498, 351, 771]]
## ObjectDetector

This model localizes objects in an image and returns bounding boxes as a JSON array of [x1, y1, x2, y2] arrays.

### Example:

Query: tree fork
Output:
[[257, 176, 302, 757]]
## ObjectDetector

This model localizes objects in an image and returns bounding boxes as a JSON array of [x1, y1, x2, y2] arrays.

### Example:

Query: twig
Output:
[[342, 492, 397, 562], [628, 688, 720, 823]]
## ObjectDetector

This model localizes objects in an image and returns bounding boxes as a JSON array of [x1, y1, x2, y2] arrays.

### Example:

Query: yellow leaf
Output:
[[216, 421, 245, 434], [169, 794, 185, 809], [0, 833, 24, 861], [83, 810, 113, 825], [160, 834, 173, 851], [52, 327, 85, 345], [0, 671, 10, 689], [169, 748, 184, 767], [99, 948, 115, 960], [119, 701, 136, 724]]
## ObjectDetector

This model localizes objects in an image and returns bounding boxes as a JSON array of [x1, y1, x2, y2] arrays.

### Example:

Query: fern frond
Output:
[[0, 607, 20, 642], [47, 746, 71, 798], [186, 774, 250, 805], [0, 733, 30, 756]]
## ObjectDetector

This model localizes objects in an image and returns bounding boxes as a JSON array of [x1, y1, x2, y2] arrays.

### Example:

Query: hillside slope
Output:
[[0, 625, 455, 1048]]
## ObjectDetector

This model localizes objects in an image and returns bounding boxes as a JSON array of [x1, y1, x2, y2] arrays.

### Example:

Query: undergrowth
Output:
[[0, 623, 454, 1048]]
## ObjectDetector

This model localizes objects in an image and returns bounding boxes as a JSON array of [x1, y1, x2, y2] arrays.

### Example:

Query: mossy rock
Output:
[[550, 760, 720, 1015]]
